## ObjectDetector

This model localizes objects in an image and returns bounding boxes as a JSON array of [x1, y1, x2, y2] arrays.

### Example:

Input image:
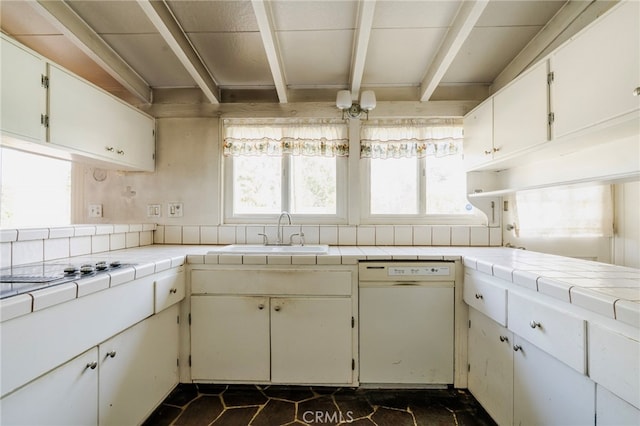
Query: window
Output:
[[223, 120, 348, 222], [513, 184, 613, 237], [361, 119, 478, 223], [1, 147, 72, 227]]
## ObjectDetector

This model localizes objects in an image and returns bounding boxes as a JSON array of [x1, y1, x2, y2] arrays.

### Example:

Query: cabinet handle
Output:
[[106, 350, 117, 358], [274, 306, 281, 312], [493, 147, 501, 153], [633, 87, 640, 96], [483, 150, 492, 155], [474, 293, 483, 300], [499, 335, 509, 343], [529, 320, 541, 329], [513, 345, 522, 352], [105, 146, 114, 152], [258, 303, 265, 310], [169, 288, 178, 294], [116, 149, 125, 155], [86, 361, 98, 370]]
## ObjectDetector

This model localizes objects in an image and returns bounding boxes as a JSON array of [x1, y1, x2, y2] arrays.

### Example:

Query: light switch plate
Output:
[[147, 204, 161, 218], [167, 202, 183, 218]]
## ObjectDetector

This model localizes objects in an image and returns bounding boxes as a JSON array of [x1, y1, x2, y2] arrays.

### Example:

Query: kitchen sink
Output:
[[211, 244, 329, 255]]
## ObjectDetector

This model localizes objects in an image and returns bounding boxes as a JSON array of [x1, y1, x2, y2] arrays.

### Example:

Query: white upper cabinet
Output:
[[493, 60, 549, 158], [48, 65, 155, 172], [462, 99, 494, 169], [0, 36, 46, 143], [0, 34, 155, 172], [551, 0, 640, 139]]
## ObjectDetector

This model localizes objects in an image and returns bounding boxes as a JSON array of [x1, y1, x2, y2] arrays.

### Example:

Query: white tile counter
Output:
[[2, 244, 638, 328]]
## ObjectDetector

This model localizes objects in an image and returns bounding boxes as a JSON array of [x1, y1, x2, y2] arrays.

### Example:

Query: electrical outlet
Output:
[[167, 202, 183, 218], [89, 204, 103, 218], [147, 204, 161, 218]]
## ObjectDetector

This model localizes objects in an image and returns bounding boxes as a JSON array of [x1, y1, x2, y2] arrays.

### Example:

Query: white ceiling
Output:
[[0, 0, 612, 108]]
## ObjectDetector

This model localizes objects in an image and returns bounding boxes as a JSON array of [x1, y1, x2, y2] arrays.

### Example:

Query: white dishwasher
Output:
[[359, 261, 455, 386]]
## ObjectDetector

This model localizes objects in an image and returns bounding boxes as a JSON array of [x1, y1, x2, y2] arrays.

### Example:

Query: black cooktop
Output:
[[0, 260, 132, 299]]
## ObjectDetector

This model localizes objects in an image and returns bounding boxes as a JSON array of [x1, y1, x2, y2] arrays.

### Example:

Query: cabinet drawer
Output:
[[463, 271, 507, 326], [508, 292, 586, 374], [191, 269, 353, 296], [154, 268, 185, 313], [589, 323, 639, 409]]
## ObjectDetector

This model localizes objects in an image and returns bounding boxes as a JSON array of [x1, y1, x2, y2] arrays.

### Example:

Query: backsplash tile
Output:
[[70, 236, 92, 256], [12, 240, 43, 265], [44, 238, 70, 261], [357, 226, 376, 245], [375, 226, 394, 245], [338, 226, 357, 245], [394, 226, 413, 245], [200, 226, 218, 244], [319, 226, 338, 245], [413, 226, 431, 245], [182, 226, 201, 244], [432, 226, 451, 245]]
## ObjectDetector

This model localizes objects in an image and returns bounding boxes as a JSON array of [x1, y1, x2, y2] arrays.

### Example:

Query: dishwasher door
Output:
[[359, 262, 454, 386]]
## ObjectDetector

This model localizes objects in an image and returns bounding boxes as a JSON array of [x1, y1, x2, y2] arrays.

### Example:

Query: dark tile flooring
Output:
[[143, 384, 496, 426]]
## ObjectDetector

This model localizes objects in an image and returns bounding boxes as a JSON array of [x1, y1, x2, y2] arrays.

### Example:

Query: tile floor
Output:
[[143, 384, 496, 426]]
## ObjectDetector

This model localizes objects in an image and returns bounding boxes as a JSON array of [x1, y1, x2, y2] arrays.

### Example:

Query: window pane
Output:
[[233, 156, 281, 214], [514, 185, 613, 237], [370, 158, 418, 214], [1, 148, 71, 227], [291, 156, 336, 214], [425, 154, 474, 215]]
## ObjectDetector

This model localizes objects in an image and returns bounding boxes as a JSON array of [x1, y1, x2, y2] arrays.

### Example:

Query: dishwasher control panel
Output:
[[388, 265, 450, 277], [359, 262, 455, 281]]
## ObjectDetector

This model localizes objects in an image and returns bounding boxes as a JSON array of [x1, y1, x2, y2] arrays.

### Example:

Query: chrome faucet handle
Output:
[[289, 233, 300, 245], [257, 233, 269, 245]]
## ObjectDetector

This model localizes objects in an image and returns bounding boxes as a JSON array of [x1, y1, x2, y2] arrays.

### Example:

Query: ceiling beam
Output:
[[251, 0, 288, 103], [349, 0, 376, 99], [32, 0, 152, 104], [491, 0, 614, 93], [137, 0, 220, 104], [419, 0, 489, 102]]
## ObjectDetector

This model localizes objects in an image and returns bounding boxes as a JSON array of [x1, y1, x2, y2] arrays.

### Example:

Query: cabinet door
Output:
[[467, 309, 513, 426], [0, 347, 98, 426], [551, 1, 640, 139], [99, 305, 179, 426], [48, 65, 154, 171], [463, 99, 494, 169], [271, 297, 353, 384], [493, 60, 549, 158], [596, 385, 640, 426], [513, 335, 595, 426], [190, 295, 270, 382], [0, 36, 46, 143]]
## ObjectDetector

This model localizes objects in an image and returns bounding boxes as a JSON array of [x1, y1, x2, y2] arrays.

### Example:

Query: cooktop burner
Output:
[[0, 260, 133, 299]]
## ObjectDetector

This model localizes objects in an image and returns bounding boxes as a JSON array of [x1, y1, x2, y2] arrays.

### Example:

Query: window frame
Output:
[[223, 152, 348, 225], [359, 155, 484, 225]]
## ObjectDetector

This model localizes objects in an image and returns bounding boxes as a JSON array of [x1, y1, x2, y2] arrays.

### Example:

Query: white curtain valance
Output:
[[223, 120, 349, 157], [360, 118, 463, 159]]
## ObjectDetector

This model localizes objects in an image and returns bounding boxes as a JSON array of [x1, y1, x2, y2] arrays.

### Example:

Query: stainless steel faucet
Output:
[[276, 211, 292, 245]]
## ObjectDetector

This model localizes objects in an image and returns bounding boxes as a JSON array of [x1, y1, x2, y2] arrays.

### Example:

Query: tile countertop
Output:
[[1, 245, 638, 328]]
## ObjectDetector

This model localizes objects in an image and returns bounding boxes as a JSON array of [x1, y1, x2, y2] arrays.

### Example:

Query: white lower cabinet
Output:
[[596, 385, 640, 426], [99, 304, 179, 426], [191, 294, 353, 385], [191, 295, 271, 382], [512, 334, 595, 426], [189, 267, 357, 386], [468, 308, 596, 426], [468, 308, 514, 426], [0, 348, 99, 426]]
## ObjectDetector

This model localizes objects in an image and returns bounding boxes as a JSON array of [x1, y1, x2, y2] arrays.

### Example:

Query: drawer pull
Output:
[[499, 335, 509, 343], [513, 345, 522, 352], [483, 150, 492, 155], [169, 288, 178, 294], [474, 293, 483, 300], [529, 320, 541, 329], [274, 306, 281, 312], [86, 361, 98, 370], [106, 350, 117, 358], [258, 304, 265, 310]]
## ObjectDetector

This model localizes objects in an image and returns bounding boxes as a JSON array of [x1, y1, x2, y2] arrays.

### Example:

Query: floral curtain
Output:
[[360, 118, 463, 159], [223, 119, 349, 157]]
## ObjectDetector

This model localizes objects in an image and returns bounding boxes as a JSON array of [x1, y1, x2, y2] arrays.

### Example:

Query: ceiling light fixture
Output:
[[336, 90, 376, 119]]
